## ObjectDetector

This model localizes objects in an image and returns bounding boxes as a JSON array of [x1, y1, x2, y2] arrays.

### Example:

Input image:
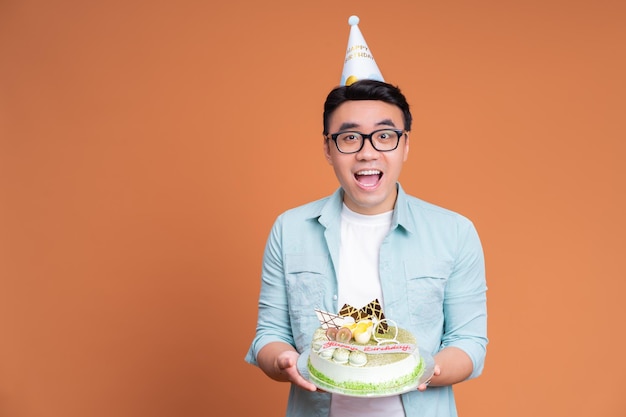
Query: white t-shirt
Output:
[[330, 204, 405, 417]]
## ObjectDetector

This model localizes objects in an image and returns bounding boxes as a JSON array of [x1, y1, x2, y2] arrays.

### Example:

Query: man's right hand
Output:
[[276, 350, 318, 392], [257, 342, 318, 392]]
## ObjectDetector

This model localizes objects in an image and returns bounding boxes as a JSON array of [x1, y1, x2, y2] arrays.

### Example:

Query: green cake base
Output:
[[308, 355, 425, 397]]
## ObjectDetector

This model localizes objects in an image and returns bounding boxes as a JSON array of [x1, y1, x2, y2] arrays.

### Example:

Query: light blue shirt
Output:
[[246, 184, 488, 417]]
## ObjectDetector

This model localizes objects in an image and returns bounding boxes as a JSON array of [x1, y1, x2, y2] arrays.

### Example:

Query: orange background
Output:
[[1, 1, 625, 416]]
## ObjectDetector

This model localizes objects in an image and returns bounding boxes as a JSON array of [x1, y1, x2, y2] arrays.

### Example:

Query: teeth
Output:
[[356, 170, 381, 176]]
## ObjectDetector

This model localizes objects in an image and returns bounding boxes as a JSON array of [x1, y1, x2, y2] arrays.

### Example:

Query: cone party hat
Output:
[[340, 16, 384, 86]]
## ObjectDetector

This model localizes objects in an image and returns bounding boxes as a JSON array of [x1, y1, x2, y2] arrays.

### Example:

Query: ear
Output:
[[323, 137, 333, 165], [402, 132, 410, 162]]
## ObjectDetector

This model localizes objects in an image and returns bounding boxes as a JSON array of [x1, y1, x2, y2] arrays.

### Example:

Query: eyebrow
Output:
[[337, 119, 397, 131]]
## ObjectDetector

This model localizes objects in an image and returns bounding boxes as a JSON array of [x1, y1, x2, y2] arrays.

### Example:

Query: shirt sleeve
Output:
[[245, 215, 295, 366], [440, 218, 488, 379]]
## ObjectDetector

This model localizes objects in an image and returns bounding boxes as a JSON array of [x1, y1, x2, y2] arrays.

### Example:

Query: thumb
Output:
[[277, 355, 293, 371]]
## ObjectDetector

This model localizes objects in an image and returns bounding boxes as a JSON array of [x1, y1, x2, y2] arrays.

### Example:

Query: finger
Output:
[[297, 377, 318, 392], [416, 378, 431, 392]]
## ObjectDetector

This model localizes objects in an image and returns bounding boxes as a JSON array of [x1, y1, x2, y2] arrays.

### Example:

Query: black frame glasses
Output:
[[325, 129, 405, 154]]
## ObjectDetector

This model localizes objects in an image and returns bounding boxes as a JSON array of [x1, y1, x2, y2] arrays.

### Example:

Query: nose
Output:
[[356, 137, 380, 160]]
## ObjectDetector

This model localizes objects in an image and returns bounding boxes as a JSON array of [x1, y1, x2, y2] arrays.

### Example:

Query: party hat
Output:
[[340, 16, 384, 86]]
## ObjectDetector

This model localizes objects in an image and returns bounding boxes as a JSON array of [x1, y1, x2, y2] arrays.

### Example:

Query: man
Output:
[[245, 79, 487, 417]]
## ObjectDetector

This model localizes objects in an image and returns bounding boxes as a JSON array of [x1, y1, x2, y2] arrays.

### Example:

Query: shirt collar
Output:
[[314, 183, 416, 234], [392, 183, 416, 234]]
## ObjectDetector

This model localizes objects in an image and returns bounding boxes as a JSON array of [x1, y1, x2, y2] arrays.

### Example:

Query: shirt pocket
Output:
[[404, 257, 452, 325], [285, 254, 327, 308], [285, 254, 329, 350]]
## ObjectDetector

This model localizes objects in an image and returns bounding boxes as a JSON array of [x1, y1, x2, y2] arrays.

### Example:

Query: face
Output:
[[324, 100, 410, 215]]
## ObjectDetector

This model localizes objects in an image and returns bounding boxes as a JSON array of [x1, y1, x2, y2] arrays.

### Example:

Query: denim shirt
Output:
[[245, 184, 488, 417]]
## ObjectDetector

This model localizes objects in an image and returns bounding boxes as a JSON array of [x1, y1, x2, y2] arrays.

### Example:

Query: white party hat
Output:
[[340, 16, 384, 86]]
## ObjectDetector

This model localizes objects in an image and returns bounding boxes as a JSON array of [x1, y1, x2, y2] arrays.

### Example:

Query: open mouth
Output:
[[355, 169, 382, 187]]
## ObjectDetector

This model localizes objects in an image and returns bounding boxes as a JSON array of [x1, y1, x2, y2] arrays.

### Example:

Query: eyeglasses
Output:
[[326, 129, 405, 154]]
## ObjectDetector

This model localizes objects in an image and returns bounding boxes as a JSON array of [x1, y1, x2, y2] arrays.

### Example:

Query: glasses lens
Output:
[[335, 132, 363, 153], [372, 130, 400, 151]]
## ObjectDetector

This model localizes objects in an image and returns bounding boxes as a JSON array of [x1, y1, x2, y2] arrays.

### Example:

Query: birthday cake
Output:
[[307, 300, 425, 396]]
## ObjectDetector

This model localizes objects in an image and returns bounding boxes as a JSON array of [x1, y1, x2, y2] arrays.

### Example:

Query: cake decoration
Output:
[[314, 308, 355, 329], [312, 302, 416, 362], [308, 302, 426, 396], [337, 298, 389, 333]]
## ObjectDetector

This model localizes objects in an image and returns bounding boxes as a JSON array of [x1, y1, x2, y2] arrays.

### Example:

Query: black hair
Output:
[[322, 79, 412, 135]]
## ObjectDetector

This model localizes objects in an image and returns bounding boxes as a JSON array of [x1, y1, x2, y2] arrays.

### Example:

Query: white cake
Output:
[[307, 321, 424, 395]]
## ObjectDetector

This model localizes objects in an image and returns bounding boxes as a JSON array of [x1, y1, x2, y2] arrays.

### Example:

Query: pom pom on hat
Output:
[[340, 15, 384, 86]]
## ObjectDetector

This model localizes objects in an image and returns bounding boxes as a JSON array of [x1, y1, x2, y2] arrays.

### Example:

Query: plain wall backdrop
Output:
[[1, 1, 625, 416]]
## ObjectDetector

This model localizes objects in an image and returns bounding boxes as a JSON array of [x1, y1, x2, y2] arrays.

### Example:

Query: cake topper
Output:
[[314, 308, 355, 329], [339, 298, 388, 333], [316, 299, 389, 334]]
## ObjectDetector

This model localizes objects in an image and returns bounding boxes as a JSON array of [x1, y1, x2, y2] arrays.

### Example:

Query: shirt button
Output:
[[333, 294, 338, 301]]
